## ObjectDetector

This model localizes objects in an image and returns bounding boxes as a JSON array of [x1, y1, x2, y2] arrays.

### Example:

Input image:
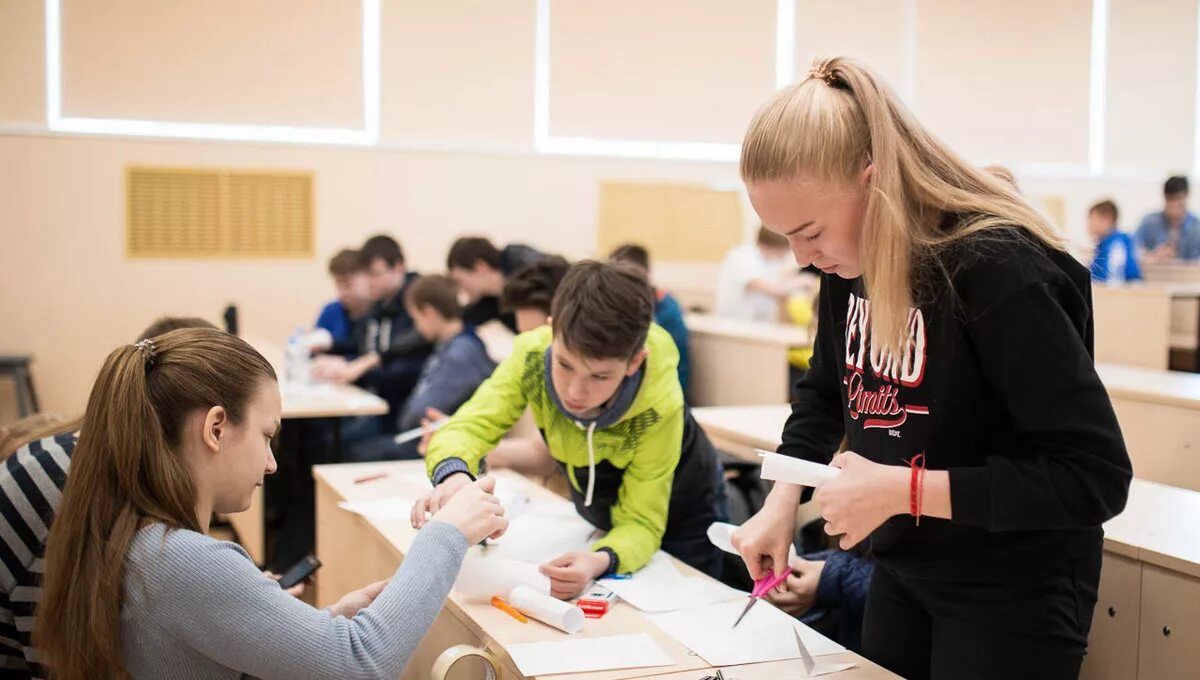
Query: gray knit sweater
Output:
[[122, 520, 468, 679]]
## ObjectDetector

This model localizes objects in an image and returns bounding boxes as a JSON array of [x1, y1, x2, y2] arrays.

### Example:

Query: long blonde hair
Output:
[[34, 328, 275, 679], [741, 57, 1062, 355]]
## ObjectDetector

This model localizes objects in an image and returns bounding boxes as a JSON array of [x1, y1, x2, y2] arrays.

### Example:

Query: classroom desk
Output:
[[692, 404, 791, 464], [1097, 362, 1200, 492], [1083, 479, 1200, 680], [228, 336, 388, 564], [1092, 283, 1200, 370], [685, 314, 809, 407], [313, 461, 896, 680]]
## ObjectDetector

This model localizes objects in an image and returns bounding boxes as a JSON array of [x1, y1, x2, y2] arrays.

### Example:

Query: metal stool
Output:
[[0, 355, 39, 417]]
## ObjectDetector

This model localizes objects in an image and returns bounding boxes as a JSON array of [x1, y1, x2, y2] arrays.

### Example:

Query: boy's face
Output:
[[406, 302, 441, 341], [515, 307, 550, 334], [365, 258, 404, 301], [1087, 212, 1115, 240], [1166, 193, 1188, 223], [449, 262, 491, 302], [549, 339, 646, 417], [333, 272, 372, 317]]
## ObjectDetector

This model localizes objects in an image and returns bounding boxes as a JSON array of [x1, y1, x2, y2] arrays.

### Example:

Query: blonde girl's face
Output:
[[747, 174, 869, 279]]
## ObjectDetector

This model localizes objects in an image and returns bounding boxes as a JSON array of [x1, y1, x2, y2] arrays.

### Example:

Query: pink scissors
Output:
[[732, 569, 791, 628]]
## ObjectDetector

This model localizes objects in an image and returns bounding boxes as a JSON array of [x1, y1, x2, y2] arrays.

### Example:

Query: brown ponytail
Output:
[[34, 328, 275, 679]]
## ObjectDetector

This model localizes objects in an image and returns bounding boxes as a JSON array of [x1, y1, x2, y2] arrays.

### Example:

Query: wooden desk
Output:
[[1083, 479, 1200, 680], [685, 314, 809, 407], [1092, 284, 1200, 370], [314, 461, 895, 680], [692, 404, 790, 464], [229, 336, 388, 564], [1097, 362, 1200, 492]]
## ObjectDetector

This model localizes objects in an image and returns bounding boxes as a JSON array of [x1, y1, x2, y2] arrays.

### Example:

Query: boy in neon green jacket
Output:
[[413, 261, 728, 599]]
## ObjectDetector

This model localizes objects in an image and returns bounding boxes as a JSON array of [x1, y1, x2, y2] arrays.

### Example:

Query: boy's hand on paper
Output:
[[766, 558, 824, 617], [328, 579, 389, 618], [427, 476, 508, 543], [310, 355, 349, 381], [540, 551, 610, 600], [732, 482, 802, 582], [816, 452, 909, 549], [417, 407, 448, 457]]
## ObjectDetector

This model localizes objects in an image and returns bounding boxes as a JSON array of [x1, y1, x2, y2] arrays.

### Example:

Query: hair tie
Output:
[[808, 60, 840, 87], [133, 339, 157, 368]]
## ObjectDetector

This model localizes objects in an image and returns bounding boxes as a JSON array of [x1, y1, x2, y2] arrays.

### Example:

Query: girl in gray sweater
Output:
[[34, 328, 507, 679]]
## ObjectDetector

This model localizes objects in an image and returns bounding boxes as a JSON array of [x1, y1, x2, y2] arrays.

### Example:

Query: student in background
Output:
[[33, 328, 506, 679], [0, 317, 217, 679], [732, 57, 1130, 679], [446, 237, 543, 332], [608, 244, 691, 395], [312, 235, 432, 441], [413, 262, 729, 597], [499, 255, 571, 333], [714, 226, 793, 321], [1136, 175, 1200, 262], [1088, 200, 1142, 283], [314, 249, 372, 354], [346, 275, 497, 462]]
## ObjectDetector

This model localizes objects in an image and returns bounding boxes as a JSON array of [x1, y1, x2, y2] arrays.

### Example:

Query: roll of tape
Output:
[[430, 644, 504, 680]]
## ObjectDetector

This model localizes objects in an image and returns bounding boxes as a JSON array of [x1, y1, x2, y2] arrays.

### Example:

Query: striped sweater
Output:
[[0, 432, 75, 679]]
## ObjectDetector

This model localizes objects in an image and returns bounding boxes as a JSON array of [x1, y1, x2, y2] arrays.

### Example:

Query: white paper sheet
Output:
[[337, 496, 417, 521], [756, 450, 840, 488], [482, 503, 599, 564], [707, 522, 799, 563], [506, 633, 674, 676], [454, 554, 552, 603], [645, 599, 845, 667], [600, 552, 746, 612]]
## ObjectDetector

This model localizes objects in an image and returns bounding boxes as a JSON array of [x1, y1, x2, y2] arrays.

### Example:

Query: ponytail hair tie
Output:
[[133, 339, 157, 368]]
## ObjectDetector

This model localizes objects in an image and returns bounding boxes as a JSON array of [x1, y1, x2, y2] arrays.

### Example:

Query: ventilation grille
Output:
[[127, 167, 314, 258]]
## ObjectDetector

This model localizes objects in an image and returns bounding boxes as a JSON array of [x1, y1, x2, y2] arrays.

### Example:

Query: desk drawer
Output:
[[1138, 565, 1200, 679], [1081, 553, 1140, 680]]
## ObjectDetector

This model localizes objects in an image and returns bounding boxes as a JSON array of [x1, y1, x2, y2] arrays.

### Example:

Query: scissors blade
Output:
[[731, 596, 757, 629]]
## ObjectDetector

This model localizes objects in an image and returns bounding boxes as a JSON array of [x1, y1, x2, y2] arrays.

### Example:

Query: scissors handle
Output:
[[751, 569, 791, 597]]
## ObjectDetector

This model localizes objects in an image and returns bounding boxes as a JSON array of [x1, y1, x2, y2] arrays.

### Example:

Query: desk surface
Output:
[[1097, 362, 1200, 409], [244, 335, 389, 419], [693, 404, 789, 456], [685, 314, 810, 347], [314, 461, 893, 680]]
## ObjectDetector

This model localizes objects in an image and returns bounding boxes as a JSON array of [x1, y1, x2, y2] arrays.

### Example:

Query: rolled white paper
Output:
[[755, 450, 840, 488], [455, 556, 551, 603], [707, 522, 798, 563], [509, 585, 585, 634]]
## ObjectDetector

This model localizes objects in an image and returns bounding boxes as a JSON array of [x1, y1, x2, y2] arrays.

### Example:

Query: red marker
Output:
[[353, 472, 388, 485]]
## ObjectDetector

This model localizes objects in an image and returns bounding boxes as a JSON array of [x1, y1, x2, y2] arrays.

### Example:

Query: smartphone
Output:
[[278, 555, 322, 589]]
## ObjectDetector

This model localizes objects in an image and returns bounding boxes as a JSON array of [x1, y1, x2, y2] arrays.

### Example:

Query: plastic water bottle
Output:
[[285, 328, 312, 385], [1108, 238, 1127, 287]]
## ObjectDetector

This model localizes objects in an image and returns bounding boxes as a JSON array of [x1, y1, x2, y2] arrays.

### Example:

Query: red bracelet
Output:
[[909, 453, 926, 526]]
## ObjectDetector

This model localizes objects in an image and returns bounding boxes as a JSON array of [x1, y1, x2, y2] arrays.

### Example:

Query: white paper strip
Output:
[[756, 449, 840, 488]]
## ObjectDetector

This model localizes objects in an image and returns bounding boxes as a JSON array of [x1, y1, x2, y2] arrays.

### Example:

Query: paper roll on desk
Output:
[[755, 449, 840, 487], [455, 556, 551, 603], [509, 585, 585, 634]]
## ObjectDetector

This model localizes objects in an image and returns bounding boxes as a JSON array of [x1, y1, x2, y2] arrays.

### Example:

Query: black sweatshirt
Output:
[[782, 224, 1132, 584]]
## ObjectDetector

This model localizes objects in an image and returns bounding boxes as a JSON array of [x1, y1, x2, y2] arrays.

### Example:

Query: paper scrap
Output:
[[756, 450, 840, 488], [646, 599, 845, 667], [506, 633, 674, 676], [601, 552, 745, 612]]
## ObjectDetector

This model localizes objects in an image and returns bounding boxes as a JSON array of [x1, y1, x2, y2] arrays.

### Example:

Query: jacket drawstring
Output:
[[575, 420, 598, 507]]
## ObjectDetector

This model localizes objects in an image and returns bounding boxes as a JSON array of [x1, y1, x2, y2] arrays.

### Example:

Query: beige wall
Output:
[[0, 0, 1194, 415]]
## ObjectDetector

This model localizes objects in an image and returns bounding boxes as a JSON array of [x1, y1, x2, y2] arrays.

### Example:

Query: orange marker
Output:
[[491, 596, 529, 623]]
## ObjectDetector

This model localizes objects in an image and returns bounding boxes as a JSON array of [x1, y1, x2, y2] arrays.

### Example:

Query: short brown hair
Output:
[[551, 261, 654, 361], [360, 234, 404, 267], [1089, 199, 1119, 224], [447, 237, 502, 271], [328, 248, 366, 277], [756, 226, 788, 249], [608, 243, 650, 271], [406, 274, 463, 320], [138, 316, 217, 341], [502, 256, 570, 314]]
